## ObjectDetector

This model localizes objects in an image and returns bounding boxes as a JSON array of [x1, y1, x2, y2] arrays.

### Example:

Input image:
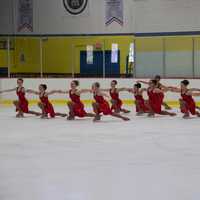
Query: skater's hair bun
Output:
[[134, 83, 141, 88], [154, 75, 161, 80], [112, 80, 118, 85], [181, 80, 189, 86], [94, 82, 100, 88], [72, 80, 79, 86], [17, 78, 24, 82], [41, 84, 47, 90]]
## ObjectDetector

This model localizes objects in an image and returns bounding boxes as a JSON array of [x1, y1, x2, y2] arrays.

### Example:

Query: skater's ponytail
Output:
[[181, 80, 189, 86], [134, 83, 141, 88]]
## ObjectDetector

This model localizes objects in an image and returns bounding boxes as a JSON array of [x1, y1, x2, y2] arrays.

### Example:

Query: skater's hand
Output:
[[137, 80, 149, 85]]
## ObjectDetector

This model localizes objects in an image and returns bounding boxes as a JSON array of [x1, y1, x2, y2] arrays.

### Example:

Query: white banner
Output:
[[17, 0, 33, 32], [105, 0, 123, 26]]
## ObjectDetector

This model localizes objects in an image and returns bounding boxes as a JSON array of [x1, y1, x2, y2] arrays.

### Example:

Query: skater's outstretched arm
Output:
[[0, 88, 16, 93], [78, 89, 92, 95], [54, 90, 69, 94], [167, 87, 181, 93], [116, 88, 128, 92], [123, 88, 133, 93], [137, 80, 149, 85], [189, 88, 200, 92], [101, 89, 110, 92], [186, 90, 200, 97], [46, 90, 66, 95], [191, 93, 200, 96], [159, 84, 170, 91], [26, 89, 40, 95]]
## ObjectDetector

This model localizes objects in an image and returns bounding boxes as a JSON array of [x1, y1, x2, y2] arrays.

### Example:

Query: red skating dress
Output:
[[181, 90, 196, 115], [147, 88, 162, 114], [69, 90, 86, 117], [16, 87, 29, 113], [110, 89, 122, 111], [134, 92, 148, 112], [40, 93, 55, 118], [94, 94, 112, 115]]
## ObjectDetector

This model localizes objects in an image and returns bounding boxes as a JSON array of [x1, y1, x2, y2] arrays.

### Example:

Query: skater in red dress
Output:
[[0, 78, 40, 117], [146, 80, 176, 117], [91, 82, 130, 122], [102, 80, 130, 113], [57, 80, 95, 120], [27, 84, 66, 118], [126, 83, 149, 115], [138, 75, 172, 110], [168, 80, 200, 118]]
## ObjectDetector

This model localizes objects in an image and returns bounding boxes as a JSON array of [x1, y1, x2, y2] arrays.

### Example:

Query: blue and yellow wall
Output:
[[0, 34, 200, 77], [0, 35, 134, 76]]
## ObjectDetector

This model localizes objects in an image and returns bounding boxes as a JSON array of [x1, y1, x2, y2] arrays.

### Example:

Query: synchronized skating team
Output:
[[1, 75, 200, 121]]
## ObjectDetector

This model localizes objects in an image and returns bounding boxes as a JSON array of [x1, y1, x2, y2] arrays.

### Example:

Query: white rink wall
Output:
[[0, 78, 200, 102]]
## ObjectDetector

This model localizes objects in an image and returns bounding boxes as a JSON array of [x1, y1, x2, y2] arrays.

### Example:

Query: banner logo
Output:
[[17, 0, 33, 32], [105, 0, 124, 26], [63, 0, 88, 15]]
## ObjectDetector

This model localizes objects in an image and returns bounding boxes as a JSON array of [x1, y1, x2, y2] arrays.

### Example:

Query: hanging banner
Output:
[[17, 0, 33, 32], [105, 0, 123, 26]]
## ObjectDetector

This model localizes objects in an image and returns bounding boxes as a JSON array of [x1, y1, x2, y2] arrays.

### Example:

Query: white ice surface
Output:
[[0, 106, 200, 200]]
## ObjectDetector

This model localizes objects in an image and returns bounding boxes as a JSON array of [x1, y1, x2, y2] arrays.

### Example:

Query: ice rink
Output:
[[1, 106, 200, 200]]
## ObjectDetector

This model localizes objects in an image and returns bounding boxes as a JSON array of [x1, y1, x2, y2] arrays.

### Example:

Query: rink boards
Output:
[[1, 78, 200, 106]]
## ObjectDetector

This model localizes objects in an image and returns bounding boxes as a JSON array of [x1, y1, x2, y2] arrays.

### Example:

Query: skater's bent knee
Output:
[[67, 101, 73, 106], [38, 102, 43, 107], [13, 100, 18, 105], [92, 102, 98, 107]]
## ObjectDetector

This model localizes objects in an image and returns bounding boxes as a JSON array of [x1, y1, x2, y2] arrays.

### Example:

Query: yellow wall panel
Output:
[[194, 37, 200, 51], [135, 38, 163, 52], [165, 37, 193, 51], [42, 37, 71, 73], [11, 37, 41, 73], [0, 50, 14, 69], [0, 50, 7, 68]]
